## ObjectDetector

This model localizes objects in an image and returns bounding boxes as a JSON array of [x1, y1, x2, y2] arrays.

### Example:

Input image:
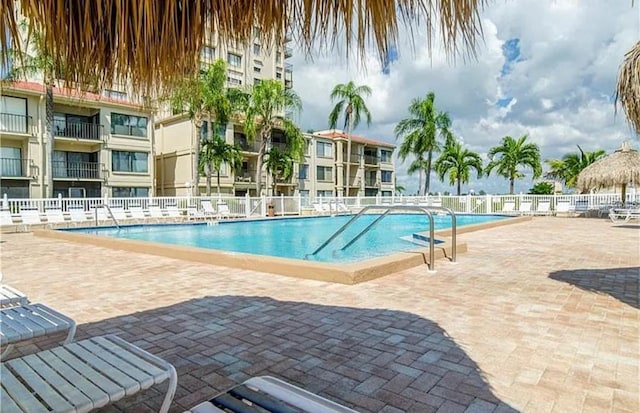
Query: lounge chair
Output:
[[518, 201, 532, 216], [534, 201, 551, 216], [188, 375, 358, 413], [187, 205, 205, 221], [1, 209, 17, 228], [45, 208, 67, 227], [69, 207, 90, 225], [0, 303, 76, 359], [609, 208, 640, 223], [165, 204, 182, 220], [109, 206, 129, 222], [0, 283, 28, 308], [501, 201, 516, 214], [555, 201, 573, 216], [89, 207, 110, 224], [19, 207, 42, 230], [217, 202, 232, 219], [148, 205, 166, 220], [201, 200, 218, 218], [312, 203, 330, 215], [129, 205, 148, 221], [0, 334, 177, 413]]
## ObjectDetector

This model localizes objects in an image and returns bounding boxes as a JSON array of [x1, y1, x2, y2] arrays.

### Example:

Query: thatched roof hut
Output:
[[0, 0, 486, 96], [577, 141, 640, 205], [616, 41, 640, 136]]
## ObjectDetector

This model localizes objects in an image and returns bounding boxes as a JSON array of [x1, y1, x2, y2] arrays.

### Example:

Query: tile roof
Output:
[[315, 130, 395, 148]]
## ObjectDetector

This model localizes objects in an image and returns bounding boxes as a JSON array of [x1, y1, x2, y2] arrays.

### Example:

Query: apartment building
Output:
[[301, 130, 396, 198], [155, 28, 294, 196], [0, 82, 154, 198]]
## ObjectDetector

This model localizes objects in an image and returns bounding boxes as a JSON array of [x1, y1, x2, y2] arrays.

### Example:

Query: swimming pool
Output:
[[68, 214, 507, 263]]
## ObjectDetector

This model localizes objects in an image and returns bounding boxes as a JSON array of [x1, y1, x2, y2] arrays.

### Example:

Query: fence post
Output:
[[486, 194, 492, 213], [376, 193, 381, 204], [297, 194, 302, 216], [57, 193, 62, 209], [466, 195, 472, 213], [261, 195, 267, 217], [2, 194, 7, 210], [245, 193, 251, 218], [280, 194, 285, 216]]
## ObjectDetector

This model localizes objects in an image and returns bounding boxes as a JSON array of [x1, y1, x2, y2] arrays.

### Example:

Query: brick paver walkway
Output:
[[1, 217, 638, 412]]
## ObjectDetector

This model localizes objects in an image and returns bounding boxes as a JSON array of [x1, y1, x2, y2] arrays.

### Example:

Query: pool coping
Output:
[[33, 215, 530, 285]]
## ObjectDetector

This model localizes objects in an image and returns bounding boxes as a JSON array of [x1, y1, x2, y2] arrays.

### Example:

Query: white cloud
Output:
[[290, 0, 638, 195]]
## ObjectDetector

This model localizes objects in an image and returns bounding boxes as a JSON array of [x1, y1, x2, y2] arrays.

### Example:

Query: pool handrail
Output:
[[94, 203, 120, 229], [306, 205, 457, 271]]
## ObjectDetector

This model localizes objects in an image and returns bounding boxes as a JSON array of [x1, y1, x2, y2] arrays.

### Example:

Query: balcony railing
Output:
[[364, 155, 380, 165], [54, 119, 103, 141], [0, 158, 28, 177], [52, 161, 100, 179], [0, 113, 31, 134], [365, 179, 378, 187], [284, 46, 293, 58], [284, 62, 293, 72], [234, 138, 261, 152], [235, 170, 256, 183]]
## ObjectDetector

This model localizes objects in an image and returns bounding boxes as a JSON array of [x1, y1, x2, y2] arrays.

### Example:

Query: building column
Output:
[[336, 140, 344, 197]]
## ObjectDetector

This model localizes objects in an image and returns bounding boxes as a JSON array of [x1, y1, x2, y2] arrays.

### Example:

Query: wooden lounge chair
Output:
[[0, 334, 177, 413], [188, 375, 358, 413], [0, 303, 76, 359]]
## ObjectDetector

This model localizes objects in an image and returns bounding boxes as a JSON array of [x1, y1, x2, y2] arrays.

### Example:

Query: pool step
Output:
[[401, 233, 445, 246]]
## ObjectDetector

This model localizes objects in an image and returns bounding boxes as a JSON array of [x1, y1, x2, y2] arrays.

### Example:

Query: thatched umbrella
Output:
[[0, 0, 487, 96], [615, 41, 640, 136], [576, 141, 640, 207]]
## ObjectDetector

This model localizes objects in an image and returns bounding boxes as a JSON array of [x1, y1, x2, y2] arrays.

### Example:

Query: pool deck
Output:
[[1, 217, 638, 412]]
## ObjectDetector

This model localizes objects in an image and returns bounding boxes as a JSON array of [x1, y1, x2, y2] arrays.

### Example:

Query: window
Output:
[[253, 66, 261, 73], [254, 78, 261, 85], [0, 147, 22, 176], [200, 122, 226, 141], [227, 53, 241, 67], [111, 113, 148, 137], [304, 140, 311, 155], [382, 191, 392, 197], [1, 95, 28, 133], [253, 44, 261, 55], [112, 151, 148, 173], [112, 187, 150, 198], [201, 45, 215, 61], [316, 141, 332, 158], [316, 166, 333, 182], [298, 164, 309, 179], [381, 170, 393, 183], [227, 77, 242, 86], [102, 89, 127, 100], [381, 149, 393, 163], [276, 52, 282, 62], [317, 190, 333, 197], [299, 190, 309, 198], [275, 72, 282, 79], [53, 151, 99, 178]]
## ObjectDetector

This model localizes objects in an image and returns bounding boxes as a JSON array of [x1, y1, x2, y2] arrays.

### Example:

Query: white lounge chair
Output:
[[148, 205, 165, 220], [1, 209, 16, 228], [165, 204, 182, 219], [109, 206, 129, 222], [0, 303, 76, 359], [187, 205, 205, 220], [501, 201, 516, 214], [18, 207, 42, 230], [201, 200, 218, 218], [188, 376, 358, 413], [0, 334, 177, 413], [129, 205, 148, 221], [312, 203, 330, 215], [217, 202, 232, 219], [0, 283, 28, 308], [609, 208, 640, 224], [45, 208, 67, 227], [89, 207, 110, 224], [518, 201, 532, 215], [535, 201, 551, 216], [69, 207, 90, 225], [555, 201, 573, 216]]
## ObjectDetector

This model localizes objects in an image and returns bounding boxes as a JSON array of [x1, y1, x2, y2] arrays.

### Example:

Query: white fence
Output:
[[2, 193, 639, 217]]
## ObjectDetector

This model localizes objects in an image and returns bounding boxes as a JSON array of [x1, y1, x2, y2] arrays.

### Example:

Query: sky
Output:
[[288, 0, 639, 195]]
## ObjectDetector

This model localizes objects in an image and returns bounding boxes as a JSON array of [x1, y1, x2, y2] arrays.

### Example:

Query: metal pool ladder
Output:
[[305, 205, 457, 271], [95, 204, 120, 229]]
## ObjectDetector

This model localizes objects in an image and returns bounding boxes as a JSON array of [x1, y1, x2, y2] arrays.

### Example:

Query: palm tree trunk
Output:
[[621, 183, 627, 207], [206, 114, 213, 196], [345, 113, 353, 197], [216, 170, 221, 195], [509, 178, 515, 194], [457, 179, 461, 196], [193, 114, 202, 196], [418, 169, 423, 196], [255, 127, 270, 195], [45, 83, 54, 197], [424, 150, 433, 196]]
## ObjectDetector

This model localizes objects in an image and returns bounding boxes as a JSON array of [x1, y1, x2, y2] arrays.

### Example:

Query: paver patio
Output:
[[0, 217, 638, 412]]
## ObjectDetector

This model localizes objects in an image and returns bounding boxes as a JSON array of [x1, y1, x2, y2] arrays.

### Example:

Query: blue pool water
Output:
[[69, 214, 507, 263]]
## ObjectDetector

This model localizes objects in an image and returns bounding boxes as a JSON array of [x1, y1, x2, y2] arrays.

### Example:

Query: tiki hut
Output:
[[576, 141, 640, 207], [616, 41, 640, 136], [0, 0, 487, 96]]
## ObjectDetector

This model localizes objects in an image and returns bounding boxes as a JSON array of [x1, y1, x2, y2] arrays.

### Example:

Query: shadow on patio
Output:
[[53, 296, 518, 412], [549, 267, 640, 309]]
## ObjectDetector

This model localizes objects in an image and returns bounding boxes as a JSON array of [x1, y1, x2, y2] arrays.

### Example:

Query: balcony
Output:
[[364, 155, 380, 166], [365, 178, 379, 187], [284, 62, 293, 73], [0, 113, 32, 135], [234, 138, 261, 153], [235, 170, 256, 183], [52, 161, 101, 179], [284, 79, 293, 89], [284, 46, 293, 58], [0, 158, 29, 178], [54, 119, 103, 141]]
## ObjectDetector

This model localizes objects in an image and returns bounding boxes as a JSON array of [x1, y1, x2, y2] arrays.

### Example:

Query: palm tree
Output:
[[615, 41, 640, 135], [264, 147, 294, 196], [199, 135, 243, 195], [434, 140, 483, 196], [486, 135, 542, 194], [545, 146, 606, 192], [328, 81, 372, 197], [8, 25, 57, 197], [406, 156, 429, 195], [243, 79, 304, 195], [394, 92, 452, 196], [171, 59, 242, 195]]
